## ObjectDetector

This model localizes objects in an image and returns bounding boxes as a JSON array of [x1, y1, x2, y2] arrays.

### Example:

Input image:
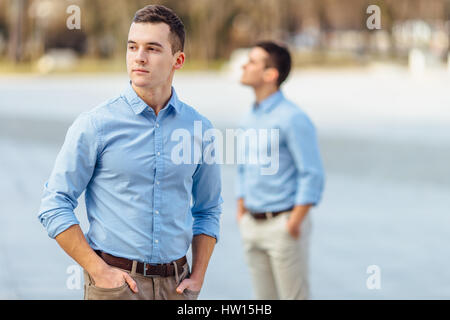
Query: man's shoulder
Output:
[[277, 97, 312, 125], [178, 100, 215, 129], [79, 94, 126, 120], [90, 95, 125, 116], [67, 95, 125, 136]]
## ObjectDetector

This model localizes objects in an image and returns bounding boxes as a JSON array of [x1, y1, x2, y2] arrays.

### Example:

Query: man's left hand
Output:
[[285, 204, 312, 239], [286, 216, 302, 239], [176, 277, 202, 294]]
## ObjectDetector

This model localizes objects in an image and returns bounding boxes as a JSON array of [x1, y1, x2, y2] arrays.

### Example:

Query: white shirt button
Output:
[[156, 123, 160, 128], [156, 181, 160, 185], [157, 152, 160, 156], [155, 239, 159, 243], [155, 210, 159, 214]]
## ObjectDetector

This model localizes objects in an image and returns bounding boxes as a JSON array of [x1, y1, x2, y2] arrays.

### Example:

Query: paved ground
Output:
[[1, 70, 449, 299]]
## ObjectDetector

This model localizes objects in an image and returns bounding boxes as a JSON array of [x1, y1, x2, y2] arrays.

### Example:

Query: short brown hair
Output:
[[255, 41, 292, 87], [133, 5, 185, 54]]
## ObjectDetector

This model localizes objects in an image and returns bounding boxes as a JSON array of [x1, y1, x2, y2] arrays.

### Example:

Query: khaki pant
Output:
[[83, 261, 200, 300], [239, 211, 311, 300]]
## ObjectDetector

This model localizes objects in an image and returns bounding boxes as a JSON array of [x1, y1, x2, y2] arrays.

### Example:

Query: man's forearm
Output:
[[189, 234, 216, 286], [237, 197, 246, 212], [291, 204, 312, 224], [55, 224, 108, 277]]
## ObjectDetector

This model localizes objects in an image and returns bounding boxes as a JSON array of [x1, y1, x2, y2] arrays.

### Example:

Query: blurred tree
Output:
[[7, 0, 29, 62], [447, 0, 450, 56], [1, 0, 449, 65]]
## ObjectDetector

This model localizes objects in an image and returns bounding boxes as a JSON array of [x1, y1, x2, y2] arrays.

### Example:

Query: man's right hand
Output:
[[54, 225, 139, 293], [91, 265, 139, 293], [237, 198, 247, 223]]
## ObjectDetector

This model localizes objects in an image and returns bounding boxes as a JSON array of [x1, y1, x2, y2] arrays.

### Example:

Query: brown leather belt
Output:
[[96, 250, 186, 277], [249, 207, 293, 220]]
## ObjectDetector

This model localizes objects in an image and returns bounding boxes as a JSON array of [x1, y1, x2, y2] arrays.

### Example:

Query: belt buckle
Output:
[[265, 212, 273, 219], [143, 262, 150, 277], [143, 262, 168, 277], [143, 263, 158, 277]]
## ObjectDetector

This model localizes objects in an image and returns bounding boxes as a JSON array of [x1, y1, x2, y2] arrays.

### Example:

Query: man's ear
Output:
[[263, 67, 279, 85], [174, 51, 185, 70]]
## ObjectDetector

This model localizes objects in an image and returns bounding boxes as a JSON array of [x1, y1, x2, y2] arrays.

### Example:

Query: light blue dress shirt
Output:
[[236, 90, 325, 212], [38, 82, 222, 264]]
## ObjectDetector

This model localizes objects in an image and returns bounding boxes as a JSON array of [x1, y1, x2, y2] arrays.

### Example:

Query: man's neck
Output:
[[254, 85, 279, 104], [132, 82, 173, 116]]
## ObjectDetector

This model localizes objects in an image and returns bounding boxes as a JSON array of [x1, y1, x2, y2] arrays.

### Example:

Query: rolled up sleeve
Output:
[[191, 122, 223, 243], [38, 112, 101, 238], [285, 112, 325, 206]]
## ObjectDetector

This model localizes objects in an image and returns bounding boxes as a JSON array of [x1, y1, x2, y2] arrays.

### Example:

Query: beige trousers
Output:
[[83, 261, 200, 300], [239, 211, 311, 300]]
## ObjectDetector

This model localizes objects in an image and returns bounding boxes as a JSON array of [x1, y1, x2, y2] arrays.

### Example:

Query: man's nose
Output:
[[135, 48, 147, 64]]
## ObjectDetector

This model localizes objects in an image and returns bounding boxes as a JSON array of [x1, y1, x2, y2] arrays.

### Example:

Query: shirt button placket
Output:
[[153, 121, 162, 259]]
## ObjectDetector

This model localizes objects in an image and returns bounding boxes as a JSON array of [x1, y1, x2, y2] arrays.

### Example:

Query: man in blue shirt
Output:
[[38, 5, 222, 300], [236, 41, 325, 299]]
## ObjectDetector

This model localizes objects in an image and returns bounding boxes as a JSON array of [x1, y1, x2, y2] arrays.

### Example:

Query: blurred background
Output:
[[0, 0, 449, 299], [2, 0, 450, 71]]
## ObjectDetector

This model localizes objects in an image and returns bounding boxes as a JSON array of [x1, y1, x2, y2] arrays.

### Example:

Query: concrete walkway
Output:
[[1, 71, 449, 299]]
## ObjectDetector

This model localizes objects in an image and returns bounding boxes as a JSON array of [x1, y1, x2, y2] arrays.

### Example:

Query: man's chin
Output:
[[131, 78, 152, 88], [240, 79, 251, 86]]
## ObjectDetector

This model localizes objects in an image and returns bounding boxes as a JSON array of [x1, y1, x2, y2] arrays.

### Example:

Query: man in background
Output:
[[236, 41, 325, 299]]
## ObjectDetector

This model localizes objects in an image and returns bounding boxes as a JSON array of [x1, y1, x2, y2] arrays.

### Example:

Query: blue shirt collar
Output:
[[253, 90, 284, 113], [122, 81, 181, 115]]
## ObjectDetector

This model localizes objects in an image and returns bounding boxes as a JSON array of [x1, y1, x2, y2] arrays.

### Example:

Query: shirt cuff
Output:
[[295, 190, 322, 206], [193, 219, 220, 243], [235, 180, 245, 199], [40, 210, 80, 239], [235, 190, 245, 200]]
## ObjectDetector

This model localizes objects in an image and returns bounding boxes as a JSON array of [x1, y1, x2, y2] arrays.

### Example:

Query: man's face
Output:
[[240, 47, 269, 87], [126, 22, 181, 89]]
